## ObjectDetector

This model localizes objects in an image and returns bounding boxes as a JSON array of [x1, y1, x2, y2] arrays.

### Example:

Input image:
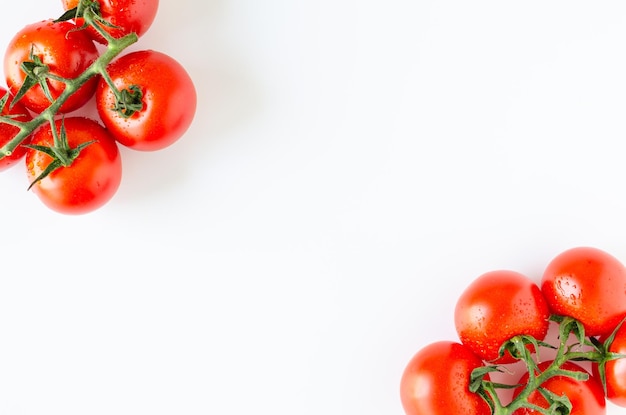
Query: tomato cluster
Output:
[[0, 0, 197, 215], [400, 246, 626, 415]]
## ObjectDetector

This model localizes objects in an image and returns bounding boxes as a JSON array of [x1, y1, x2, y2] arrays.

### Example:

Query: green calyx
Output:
[[112, 85, 144, 118], [589, 317, 626, 397], [55, 0, 103, 28], [24, 118, 95, 189], [13, 48, 55, 109], [470, 315, 626, 415], [55, 0, 120, 40]]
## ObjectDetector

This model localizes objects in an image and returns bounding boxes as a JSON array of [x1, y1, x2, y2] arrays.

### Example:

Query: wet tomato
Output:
[[454, 270, 551, 363], [96, 50, 196, 151], [541, 246, 626, 337], [61, 0, 159, 44], [25, 117, 122, 215]]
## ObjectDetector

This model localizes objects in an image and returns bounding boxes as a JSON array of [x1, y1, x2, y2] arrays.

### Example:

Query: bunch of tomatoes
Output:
[[400, 246, 626, 415], [0, 0, 197, 214]]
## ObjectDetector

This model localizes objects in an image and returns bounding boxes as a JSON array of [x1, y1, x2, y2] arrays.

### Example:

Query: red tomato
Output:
[[593, 322, 626, 407], [25, 117, 122, 215], [0, 87, 32, 171], [541, 246, 626, 337], [400, 341, 491, 415], [513, 361, 606, 415], [4, 20, 99, 114], [61, 0, 159, 44], [454, 270, 550, 363], [96, 50, 196, 151]]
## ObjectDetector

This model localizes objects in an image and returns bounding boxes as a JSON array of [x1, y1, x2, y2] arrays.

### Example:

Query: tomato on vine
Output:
[[513, 361, 606, 415], [454, 270, 551, 363], [0, 88, 32, 171], [4, 19, 99, 114], [541, 246, 626, 337], [25, 117, 122, 215], [96, 50, 196, 151], [400, 341, 491, 415], [60, 0, 159, 44], [0, 0, 196, 214], [402, 248, 626, 415]]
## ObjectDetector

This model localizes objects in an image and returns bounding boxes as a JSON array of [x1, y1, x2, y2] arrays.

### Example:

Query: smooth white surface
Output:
[[1, 1, 626, 414]]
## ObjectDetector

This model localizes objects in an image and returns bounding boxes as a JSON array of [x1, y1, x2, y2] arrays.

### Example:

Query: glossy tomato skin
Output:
[[513, 361, 606, 415], [455, 270, 550, 363], [0, 87, 32, 171], [541, 247, 626, 337], [400, 341, 491, 415], [593, 322, 626, 407], [26, 117, 122, 215], [4, 20, 99, 114], [96, 50, 196, 151], [61, 0, 159, 44]]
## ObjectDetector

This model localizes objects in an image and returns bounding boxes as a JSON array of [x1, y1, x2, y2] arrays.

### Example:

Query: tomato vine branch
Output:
[[471, 315, 626, 415]]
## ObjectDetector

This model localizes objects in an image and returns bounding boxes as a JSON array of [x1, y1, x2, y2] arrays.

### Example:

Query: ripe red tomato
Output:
[[400, 341, 491, 415], [593, 322, 626, 407], [513, 361, 606, 415], [61, 0, 159, 44], [4, 20, 99, 114], [0, 87, 32, 171], [454, 270, 550, 363], [96, 50, 196, 151], [541, 246, 626, 337], [25, 117, 122, 215]]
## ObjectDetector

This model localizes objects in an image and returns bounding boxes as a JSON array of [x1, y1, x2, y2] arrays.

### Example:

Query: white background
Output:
[[1, 1, 626, 414]]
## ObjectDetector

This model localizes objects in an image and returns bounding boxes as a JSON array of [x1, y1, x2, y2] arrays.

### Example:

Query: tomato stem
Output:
[[81, 1, 119, 45]]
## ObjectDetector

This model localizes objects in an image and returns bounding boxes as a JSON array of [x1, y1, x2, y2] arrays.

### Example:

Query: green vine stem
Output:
[[0, 4, 138, 160], [471, 315, 626, 415]]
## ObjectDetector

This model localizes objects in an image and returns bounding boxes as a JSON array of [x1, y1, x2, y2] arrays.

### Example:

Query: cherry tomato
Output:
[[4, 20, 99, 114], [61, 0, 159, 44], [593, 322, 626, 407], [513, 361, 606, 415], [541, 246, 626, 337], [96, 50, 196, 151], [454, 270, 551, 363], [0, 87, 32, 171], [25, 117, 122, 215], [400, 341, 491, 415]]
